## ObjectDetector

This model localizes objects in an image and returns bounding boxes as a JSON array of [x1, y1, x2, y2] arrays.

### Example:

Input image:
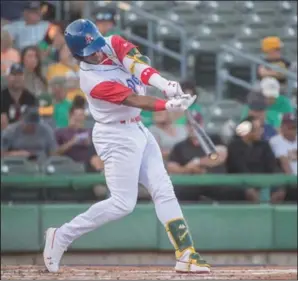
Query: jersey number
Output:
[[126, 75, 140, 93]]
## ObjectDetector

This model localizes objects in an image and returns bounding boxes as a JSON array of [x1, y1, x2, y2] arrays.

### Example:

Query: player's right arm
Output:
[[90, 81, 196, 112]]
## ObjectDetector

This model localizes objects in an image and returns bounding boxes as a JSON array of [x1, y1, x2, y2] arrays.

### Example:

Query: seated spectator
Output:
[[1, 63, 37, 130], [269, 113, 297, 175], [171, 80, 202, 126], [149, 111, 187, 160], [242, 77, 294, 129], [269, 113, 297, 202], [1, 30, 20, 76], [167, 118, 227, 201], [93, 7, 121, 36], [1, 106, 57, 161], [47, 44, 84, 101], [259, 36, 291, 92], [2, 1, 50, 50], [55, 105, 104, 172], [39, 76, 72, 128], [21, 45, 47, 96], [226, 116, 282, 203]]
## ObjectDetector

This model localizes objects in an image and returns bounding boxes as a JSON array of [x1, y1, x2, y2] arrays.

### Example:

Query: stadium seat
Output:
[[1, 156, 40, 175], [40, 156, 85, 175]]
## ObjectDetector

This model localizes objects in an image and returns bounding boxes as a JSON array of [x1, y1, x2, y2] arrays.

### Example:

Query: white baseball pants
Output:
[[56, 121, 183, 248]]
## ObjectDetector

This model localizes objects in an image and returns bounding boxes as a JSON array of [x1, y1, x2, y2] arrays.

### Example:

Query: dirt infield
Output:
[[1, 266, 297, 280]]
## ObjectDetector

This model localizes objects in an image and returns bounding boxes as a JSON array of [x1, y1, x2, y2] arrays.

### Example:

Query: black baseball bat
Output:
[[185, 110, 218, 160]]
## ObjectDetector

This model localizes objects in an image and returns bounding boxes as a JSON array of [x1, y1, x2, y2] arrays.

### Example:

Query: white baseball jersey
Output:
[[79, 35, 147, 123], [269, 134, 297, 175]]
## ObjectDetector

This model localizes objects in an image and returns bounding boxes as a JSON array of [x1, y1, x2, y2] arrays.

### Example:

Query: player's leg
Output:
[[139, 130, 210, 273], [44, 126, 145, 272]]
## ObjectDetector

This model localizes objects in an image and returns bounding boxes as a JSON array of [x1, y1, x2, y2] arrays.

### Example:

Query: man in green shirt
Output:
[[241, 77, 294, 128]]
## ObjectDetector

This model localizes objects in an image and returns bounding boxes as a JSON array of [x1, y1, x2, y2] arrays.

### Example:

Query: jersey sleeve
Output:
[[111, 35, 137, 62], [90, 81, 133, 105]]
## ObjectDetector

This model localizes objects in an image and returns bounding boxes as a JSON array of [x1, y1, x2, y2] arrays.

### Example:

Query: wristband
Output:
[[154, 99, 167, 111], [140, 67, 159, 85]]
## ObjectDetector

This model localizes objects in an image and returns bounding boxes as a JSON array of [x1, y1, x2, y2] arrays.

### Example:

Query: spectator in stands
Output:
[[226, 116, 280, 202], [21, 45, 47, 96], [149, 111, 187, 161], [55, 105, 104, 172], [38, 22, 65, 66], [167, 115, 227, 201], [246, 96, 277, 141], [258, 36, 291, 92], [1, 30, 20, 76], [39, 77, 72, 128], [93, 8, 121, 36], [2, 1, 50, 50], [270, 113, 297, 175], [1, 106, 57, 160], [1, 63, 37, 130], [270, 113, 297, 202], [242, 77, 294, 129], [47, 44, 84, 101], [172, 80, 202, 126]]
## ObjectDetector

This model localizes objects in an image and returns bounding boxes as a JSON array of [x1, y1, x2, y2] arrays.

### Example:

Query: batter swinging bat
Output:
[[185, 110, 219, 160]]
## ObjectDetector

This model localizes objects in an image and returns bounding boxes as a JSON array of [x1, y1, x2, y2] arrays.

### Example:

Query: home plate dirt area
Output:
[[1, 266, 297, 280]]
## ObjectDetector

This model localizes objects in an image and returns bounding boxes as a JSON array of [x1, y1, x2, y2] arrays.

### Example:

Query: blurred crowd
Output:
[[1, 2, 297, 204]]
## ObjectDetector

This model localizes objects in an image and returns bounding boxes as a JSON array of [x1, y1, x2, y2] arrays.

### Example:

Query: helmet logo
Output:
[[85, 34, 94, 44]]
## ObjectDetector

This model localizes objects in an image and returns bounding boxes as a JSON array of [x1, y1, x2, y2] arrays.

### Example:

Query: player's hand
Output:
[[165, 94, 197, 112], [162, 81, 184, 98]]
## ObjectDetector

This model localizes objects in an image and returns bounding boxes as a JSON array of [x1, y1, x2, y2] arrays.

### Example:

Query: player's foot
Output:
[[175, 247, 211, 274], [43, 228, 66, 273]]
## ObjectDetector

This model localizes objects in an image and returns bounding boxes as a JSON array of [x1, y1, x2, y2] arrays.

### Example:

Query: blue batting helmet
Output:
[[64, 19, 106, 57]]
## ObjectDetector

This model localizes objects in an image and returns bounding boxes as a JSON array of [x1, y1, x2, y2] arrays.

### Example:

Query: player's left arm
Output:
[[111, 35, 183, 98]]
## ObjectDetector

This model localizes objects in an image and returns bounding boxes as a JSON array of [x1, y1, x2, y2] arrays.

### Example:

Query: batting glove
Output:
[[165, 94, 197, 112], [162, 81, 184, 98]]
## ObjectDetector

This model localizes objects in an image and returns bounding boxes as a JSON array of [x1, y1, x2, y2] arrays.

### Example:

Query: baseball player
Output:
[[43, 19, 210, 274]]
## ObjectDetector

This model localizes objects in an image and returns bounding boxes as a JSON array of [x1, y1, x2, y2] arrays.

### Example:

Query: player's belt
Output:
[[119, 116, 141, 124]]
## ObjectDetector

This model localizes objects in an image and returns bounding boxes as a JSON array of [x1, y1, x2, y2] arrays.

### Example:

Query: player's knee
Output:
[[150, 175, 176, 202], [113, 195, 137, 215]]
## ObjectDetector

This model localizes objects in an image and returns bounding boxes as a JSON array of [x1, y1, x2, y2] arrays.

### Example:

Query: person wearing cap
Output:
[[1, 106, 58, 160], [241, 77, 294, 129], [39, 76, 72, 128], [269, 113, 297, 202], [1, 63, 37, 130], [258, 36, 291, 89], [226, 116, 280, 202], [2, 1, 50, 50], [93, 7, 121, 37]]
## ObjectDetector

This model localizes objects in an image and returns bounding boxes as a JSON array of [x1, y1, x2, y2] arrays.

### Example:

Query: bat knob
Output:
[[209, 153, 218, 160]]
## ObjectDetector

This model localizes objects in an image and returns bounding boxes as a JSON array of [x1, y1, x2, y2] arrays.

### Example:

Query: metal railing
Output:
[[83, 1, 188, 79], [216, 45, 297, 100]]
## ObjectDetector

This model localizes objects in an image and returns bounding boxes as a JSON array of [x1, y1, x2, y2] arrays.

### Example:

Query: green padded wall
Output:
[[273, 205, 298, 250], [1, 204, 297, 252], [1, 205, 40, 251]]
